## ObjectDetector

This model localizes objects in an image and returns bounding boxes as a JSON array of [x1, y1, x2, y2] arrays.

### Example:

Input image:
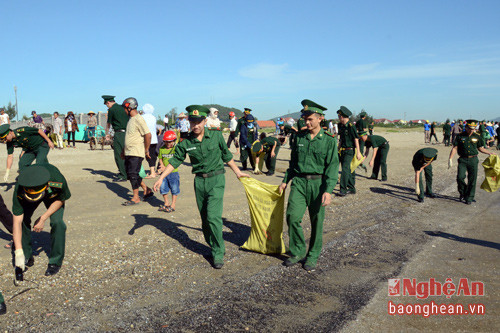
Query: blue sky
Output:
[[1, 0, 499, 121]]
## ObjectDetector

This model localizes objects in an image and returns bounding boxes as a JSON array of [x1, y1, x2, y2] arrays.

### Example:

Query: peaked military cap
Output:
[[185, 105, 209, 119], [18, 165, 51, 202], [301, 99, 327, 115], [102, 95, 116, 103], [252, 141, 263, 153], [244, 108, 252, 113], [0, 124, 10, 139], [359, 111, 367, 117], [465, 119, 478, 128], [337, 106, 352, 117], [422, 148, 438, 162]]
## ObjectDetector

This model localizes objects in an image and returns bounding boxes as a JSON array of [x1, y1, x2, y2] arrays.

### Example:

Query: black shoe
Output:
[[45, 264, 61, 276], [26, 256, 34, 267], [267, 172, 274, 176], [418, 197, 424, 203], [303, 262, 316, 271], [347, 190, 356, 195], [465, 201, 472, 205], [284, 256, 305, 267], [212, 258, 224, 269], [0, 302, 6, 315], [369, 176, 377, 180], [336, 192, 347, 197], [113, 177, 127, 182], [381, 178, 388, 182], [427, 193, 436, 198]]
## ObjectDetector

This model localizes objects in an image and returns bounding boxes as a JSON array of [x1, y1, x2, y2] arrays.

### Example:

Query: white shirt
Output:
[[142, 113, 158, 145], [229, 118, 238, 131], [53, 117, 63, 134], [164, 116, 169, 124], [0, 113, 9, 125]]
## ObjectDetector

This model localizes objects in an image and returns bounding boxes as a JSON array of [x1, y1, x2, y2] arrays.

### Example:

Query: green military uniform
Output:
[[412, 148, 438, 201], [167, 106, 233, 267], [365, 135, 390, 181], [356, 113, 368, 154], [338, 106, 359, 195], [283, 100, 339, 269], [1, 125, 50, 170], [295, 117, 307, 132], [103, 95, 129, 181], [13, 164, 70, 268], [0, 291, 4, 314], [260, 136, 281, 174], [443, 122, 452, 146], [368, 122, 374, 135], [453, 122, 485, 204]]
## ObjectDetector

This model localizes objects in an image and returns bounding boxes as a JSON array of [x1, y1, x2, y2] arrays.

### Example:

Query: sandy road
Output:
[[0, 128, 498, 332]]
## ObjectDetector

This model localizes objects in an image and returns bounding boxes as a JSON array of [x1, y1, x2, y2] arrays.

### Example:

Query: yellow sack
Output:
[[350, 148, 366, 173], [239, 177, 286, 254], [480, 155, 500, 192]]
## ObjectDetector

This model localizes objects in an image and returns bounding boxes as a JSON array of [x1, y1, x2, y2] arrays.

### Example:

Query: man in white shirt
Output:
[[227, 111, 239, 149], [0, 109, 10, 125], [163, 114, 169, 130], [53, 112, 64, 149]]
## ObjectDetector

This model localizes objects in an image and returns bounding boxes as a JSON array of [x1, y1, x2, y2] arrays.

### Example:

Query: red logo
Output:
[[388, 279, 400, 296]]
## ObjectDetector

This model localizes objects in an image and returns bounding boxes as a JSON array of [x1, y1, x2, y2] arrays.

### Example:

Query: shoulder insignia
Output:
[[16, 128, 25, 133], [209, 128, 221, 131], [48, 181, 63, 189], [324, 132, 334, 138]]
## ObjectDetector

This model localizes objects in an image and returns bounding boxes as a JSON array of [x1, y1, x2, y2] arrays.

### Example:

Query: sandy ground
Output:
[[0, 128, 498, 332]]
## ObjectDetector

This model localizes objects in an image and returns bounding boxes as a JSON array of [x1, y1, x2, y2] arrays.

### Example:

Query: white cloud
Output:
[[238, 63, 289, 79]]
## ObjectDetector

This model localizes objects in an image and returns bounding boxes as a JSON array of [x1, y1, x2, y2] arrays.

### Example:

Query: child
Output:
[[157, 130, 179, 212]]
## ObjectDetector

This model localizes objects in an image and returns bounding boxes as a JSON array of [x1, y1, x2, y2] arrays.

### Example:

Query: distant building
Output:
[[374, 118, 393, 124], [256, 120, 276, 128]]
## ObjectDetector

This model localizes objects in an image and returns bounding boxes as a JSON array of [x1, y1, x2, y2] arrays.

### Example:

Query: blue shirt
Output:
[[424, 123, 431, 131]]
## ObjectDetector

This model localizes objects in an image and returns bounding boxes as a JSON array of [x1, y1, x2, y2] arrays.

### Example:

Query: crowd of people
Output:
[[0, 96, 497, 315]]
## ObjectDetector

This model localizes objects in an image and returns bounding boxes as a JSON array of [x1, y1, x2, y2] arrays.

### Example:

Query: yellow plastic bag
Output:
[[239, 177, 286, 254], [350, 148, 366, 173], [480, 155, 500, 192]]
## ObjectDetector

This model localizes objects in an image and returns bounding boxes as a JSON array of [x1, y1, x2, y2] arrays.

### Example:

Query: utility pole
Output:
[[14, 85, 18, 122]]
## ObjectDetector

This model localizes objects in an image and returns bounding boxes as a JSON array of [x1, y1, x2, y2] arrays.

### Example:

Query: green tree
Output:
[[0, 101, 17, 119]]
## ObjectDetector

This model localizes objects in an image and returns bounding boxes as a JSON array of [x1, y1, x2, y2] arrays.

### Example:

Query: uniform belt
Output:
[[196, 169, 225, 178], [463, 155, 478, 158], [297, 174, 323, 180], [115, 129, 126, 133], [342, 147, 354, 150]]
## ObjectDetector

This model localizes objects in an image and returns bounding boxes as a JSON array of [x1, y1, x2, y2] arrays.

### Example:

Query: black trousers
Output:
[[0, 195, 13, 234], [67, 131, 76, 146], [125, 156, 144, 190], [147, 144, 158, 168]]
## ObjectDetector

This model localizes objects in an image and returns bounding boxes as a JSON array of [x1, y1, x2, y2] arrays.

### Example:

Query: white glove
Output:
[[448, 159, 453, 169], [15, 249, 25, 271], [3, 169, 10, 182], [415, 183, 420, 195]]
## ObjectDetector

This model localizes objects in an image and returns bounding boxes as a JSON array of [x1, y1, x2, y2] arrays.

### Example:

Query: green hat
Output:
[[0, 124, 10, 139], [252, 141, 263, 154], [465, 119, 478, 128], [102, 95, 116, 103], [359, 111, 367, 117], [422, 148, 438, 162], [18, 165, 51, 202], [301, 99, 327, 115], [244, 108, 252, 114], [185, 105, 209, 120], [337, 106, 352, 117]]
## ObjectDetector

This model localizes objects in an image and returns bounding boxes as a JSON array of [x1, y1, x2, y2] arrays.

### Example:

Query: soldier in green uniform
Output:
[[448, 119, 495, 204], [442, 120, 452, 146], [239, 114, 258, 170], [103, 95, 129, 182], [356, 111, 368, 154], [368, 121, 374, 135], [337, 106, 363, 196], [12, 164, 71, 276], [279, 99, 339, 271], [252, 133, 281, 176], [295, 116, 307, 132], [362, 134, 390, 181], [153, 105, 249, 269], [412, 148, 438, 202], [0, 124, 54, 179]]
